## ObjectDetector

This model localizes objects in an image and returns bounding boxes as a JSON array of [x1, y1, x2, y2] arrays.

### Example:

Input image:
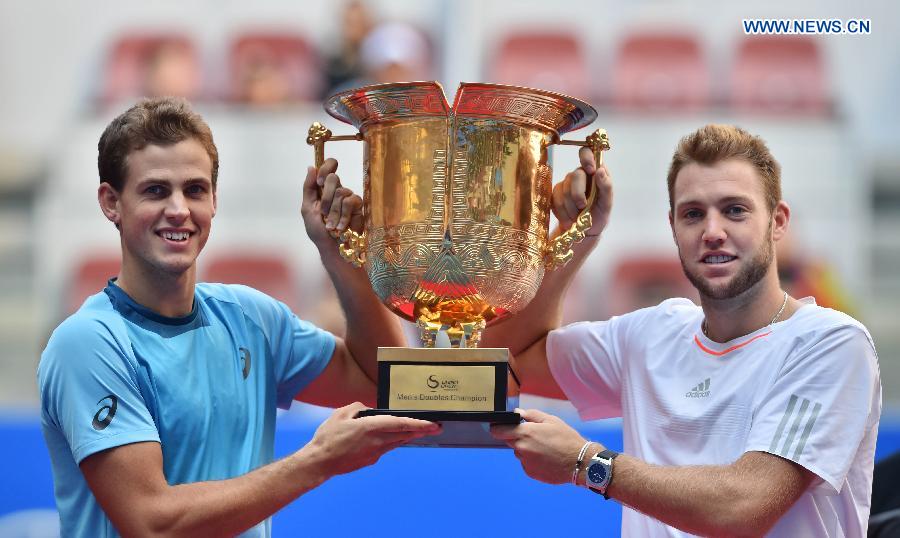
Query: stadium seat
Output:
[[607, 255, 697, 316], [101, 34, 202, 104], [612, 32, 710, 112], [66, 254, 121, 314], [228, 32, 323, 104], [202, 253, 300, 311], [730, 36, 830, 115], [490, 32, 590, 100]]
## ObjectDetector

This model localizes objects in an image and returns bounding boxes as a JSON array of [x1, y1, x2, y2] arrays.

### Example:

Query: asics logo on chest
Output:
[[239, 347, 252, 379]]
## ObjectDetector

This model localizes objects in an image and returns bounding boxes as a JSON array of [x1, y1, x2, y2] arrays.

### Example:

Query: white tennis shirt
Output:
[[548, 297, 881, 537]]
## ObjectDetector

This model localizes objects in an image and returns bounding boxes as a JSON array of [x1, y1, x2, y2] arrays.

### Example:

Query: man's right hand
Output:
[[301, 158, 363, 249], [490, 408, 590, 485], [306, 402, 441, 476]]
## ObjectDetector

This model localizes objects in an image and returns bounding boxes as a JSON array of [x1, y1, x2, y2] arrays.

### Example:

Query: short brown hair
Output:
[[667, 124, 781, 212], [97, 97, 219, 191]]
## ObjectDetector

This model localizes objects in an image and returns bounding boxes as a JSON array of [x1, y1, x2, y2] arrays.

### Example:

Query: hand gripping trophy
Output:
[[308, 82, 609, 446]]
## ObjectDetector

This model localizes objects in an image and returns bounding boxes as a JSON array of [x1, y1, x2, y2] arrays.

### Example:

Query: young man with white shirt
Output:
[[487, 124, 882, 537]]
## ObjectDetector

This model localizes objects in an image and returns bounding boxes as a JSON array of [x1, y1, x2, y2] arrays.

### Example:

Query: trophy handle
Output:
[[306, 122, 366, 267], [544, 129, 611, 271]]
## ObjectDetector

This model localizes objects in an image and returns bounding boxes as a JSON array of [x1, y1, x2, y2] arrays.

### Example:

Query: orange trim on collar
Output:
[[694, 331, 772, 356]]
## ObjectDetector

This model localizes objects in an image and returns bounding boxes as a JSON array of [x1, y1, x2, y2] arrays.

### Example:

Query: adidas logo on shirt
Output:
[[685, 378, 711, 398], [768, 394, 822, 459]]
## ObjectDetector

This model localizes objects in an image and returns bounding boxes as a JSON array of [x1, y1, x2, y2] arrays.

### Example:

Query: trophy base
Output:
[[356, 409, 521, 448]]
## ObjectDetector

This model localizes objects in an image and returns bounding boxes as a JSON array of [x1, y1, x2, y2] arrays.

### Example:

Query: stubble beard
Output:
[[679, 232, 774, 301]]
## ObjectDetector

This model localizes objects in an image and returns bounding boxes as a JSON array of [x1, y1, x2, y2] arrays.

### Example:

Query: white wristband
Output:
[[572, 441, 593, 485]]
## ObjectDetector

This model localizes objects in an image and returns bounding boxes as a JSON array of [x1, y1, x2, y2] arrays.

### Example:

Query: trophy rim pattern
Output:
[[452, 82, 597, 132], [323, 80, 598, 134], [324, 80, 449, 129]]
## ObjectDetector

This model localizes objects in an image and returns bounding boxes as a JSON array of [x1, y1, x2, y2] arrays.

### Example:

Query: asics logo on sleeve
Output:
[[239, 347, 251, 379], [91, 395, 118, 430]]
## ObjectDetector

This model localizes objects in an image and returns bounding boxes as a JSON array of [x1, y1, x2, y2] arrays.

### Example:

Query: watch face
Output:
[[587, 462, 608, 485]]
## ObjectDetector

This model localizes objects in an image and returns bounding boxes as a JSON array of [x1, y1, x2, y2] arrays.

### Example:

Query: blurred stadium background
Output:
[[1, 0, 898, 535]]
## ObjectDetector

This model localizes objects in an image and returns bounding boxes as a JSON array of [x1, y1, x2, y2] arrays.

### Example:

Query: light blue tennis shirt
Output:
[[38, 280, 336, 537]]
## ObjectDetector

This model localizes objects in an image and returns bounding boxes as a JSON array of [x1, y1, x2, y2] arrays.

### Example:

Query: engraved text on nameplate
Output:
[[388, 365, 495, 411]]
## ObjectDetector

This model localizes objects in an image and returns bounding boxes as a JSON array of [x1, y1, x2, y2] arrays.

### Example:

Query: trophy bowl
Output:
[[309, 81, 609, 349]]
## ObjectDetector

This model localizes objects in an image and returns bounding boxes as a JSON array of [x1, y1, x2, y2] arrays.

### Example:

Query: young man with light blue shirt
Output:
[[37, 97, 439, 537]]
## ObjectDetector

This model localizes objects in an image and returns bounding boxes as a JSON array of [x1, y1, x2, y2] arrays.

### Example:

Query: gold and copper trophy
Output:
[[308, 82, 609, 446]]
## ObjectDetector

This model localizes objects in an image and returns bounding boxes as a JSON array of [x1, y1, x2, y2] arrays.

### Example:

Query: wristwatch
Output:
[[585, 449, 618, 499]]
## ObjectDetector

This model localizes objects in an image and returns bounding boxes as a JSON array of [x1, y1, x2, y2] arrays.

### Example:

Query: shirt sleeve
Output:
[[231, 285, 336, 410], [274, 313, 336, 409], [744, 323, 880, 495], [547, 316, 629, 420], [38, 316, 160, 465]]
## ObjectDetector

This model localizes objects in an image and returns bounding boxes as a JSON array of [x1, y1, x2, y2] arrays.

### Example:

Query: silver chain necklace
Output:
[[702, 290, 789, 338]]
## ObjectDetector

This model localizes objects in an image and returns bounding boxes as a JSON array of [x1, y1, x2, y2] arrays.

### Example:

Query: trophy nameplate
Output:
[[357, 348, 520, 447]]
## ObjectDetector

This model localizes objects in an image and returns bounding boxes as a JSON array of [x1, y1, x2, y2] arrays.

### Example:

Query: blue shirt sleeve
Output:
[[38, 314, 160, 465], [227, 285, 336, 410]]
